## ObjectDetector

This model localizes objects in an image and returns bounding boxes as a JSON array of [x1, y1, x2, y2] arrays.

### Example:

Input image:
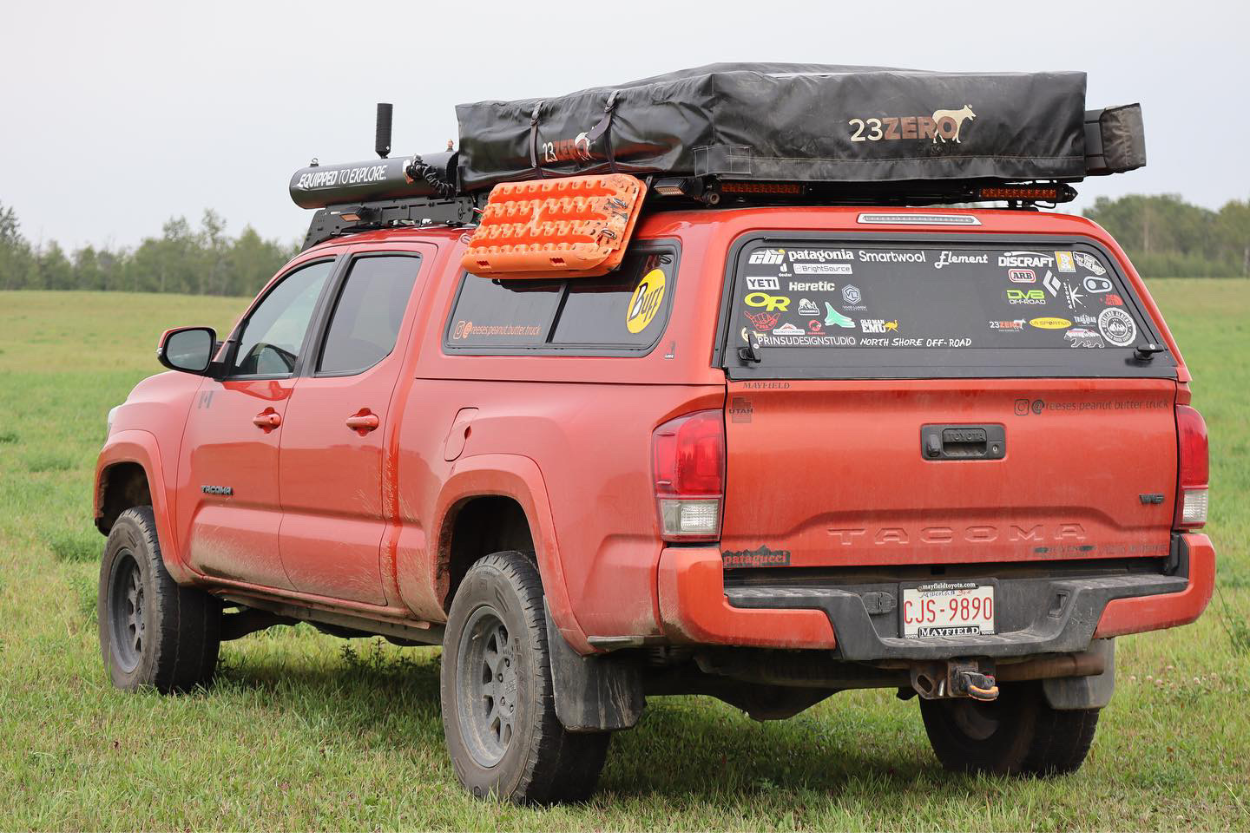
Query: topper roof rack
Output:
[[293, 68, 1146, 249]]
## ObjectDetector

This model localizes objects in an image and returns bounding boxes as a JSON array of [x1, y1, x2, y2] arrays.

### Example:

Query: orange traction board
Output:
[[460, 174, 647, 279]]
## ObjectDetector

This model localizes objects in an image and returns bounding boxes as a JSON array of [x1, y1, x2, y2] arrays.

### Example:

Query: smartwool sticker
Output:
[[722, 544, 791, 568]]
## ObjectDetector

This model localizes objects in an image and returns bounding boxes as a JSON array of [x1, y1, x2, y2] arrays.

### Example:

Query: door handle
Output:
[[345, 410, 379, 434], [920, 424, 1006, 460], [252, 409, 281, 430]]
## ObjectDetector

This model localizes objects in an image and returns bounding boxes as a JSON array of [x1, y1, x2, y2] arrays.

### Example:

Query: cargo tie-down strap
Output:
[[528, 90, 620, 178]]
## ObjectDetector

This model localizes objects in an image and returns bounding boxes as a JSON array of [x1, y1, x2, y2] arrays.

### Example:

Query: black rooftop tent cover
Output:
[[456, 63, 1136, 192]]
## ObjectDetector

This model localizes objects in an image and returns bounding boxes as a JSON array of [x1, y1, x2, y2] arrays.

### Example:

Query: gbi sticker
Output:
[[626, 269, 667, 334]]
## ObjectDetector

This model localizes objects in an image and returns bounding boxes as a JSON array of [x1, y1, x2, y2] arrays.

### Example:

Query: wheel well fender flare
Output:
[[95, 429, 192, 583], [433, 453, 589, 652]]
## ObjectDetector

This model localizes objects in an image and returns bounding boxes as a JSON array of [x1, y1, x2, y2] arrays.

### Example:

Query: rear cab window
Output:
[[721, 238, 1175, 379], [444, 246, 677, 355]]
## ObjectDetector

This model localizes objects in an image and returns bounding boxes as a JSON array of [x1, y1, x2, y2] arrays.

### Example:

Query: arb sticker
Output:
[[626, 269, 666, 333], [1098, 307, 1137, 346]]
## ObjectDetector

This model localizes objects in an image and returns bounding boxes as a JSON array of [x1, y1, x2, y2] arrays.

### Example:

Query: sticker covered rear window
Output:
[[725, 241, 1174, 379]]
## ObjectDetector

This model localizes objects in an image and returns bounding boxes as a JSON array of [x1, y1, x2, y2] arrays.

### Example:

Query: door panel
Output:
[[179, 380, 295, 587], [177, 258, 336, 589], [278, 253, 425, 605]]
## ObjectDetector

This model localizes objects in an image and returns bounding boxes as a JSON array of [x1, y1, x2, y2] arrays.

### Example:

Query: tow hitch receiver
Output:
[[910, 660, 999, 702]]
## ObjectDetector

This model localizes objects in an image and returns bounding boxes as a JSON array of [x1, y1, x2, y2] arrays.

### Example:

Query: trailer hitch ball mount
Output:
[[910, 660, 1000, 702]]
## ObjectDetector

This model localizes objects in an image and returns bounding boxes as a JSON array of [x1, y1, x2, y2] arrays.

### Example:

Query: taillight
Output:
[[652, 410, 725, 541], [1175, 405, 1209, 529]]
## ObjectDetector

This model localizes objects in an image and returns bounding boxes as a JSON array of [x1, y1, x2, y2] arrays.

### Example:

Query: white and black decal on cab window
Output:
[[724, 240, 1174, 379]]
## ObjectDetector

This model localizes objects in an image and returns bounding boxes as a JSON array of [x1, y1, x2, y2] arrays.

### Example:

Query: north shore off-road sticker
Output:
[[626, 268, 666, 333]]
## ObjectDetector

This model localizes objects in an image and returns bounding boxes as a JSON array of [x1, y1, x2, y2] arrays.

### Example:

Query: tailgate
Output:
[[719, 238, 1180, 569], [721, 378, 1177, 567]]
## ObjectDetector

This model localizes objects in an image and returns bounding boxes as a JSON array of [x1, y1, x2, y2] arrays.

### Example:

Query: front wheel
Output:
[[919, 680, 1099, 776], [440, 551, 609, 803], [98, 506, 222, 692]]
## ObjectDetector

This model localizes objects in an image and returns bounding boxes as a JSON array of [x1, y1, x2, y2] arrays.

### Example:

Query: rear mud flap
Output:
[[544, 601, 644, 732]]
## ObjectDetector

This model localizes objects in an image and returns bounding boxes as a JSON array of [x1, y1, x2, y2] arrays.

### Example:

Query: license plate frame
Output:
[[900, 580, 997, 638]]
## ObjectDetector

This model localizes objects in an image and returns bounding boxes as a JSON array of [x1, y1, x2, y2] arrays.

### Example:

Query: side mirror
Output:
[[157, 327, 217, 374]]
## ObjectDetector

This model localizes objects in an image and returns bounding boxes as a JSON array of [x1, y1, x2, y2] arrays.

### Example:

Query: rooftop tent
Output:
[[455, 62, 1143, 191]]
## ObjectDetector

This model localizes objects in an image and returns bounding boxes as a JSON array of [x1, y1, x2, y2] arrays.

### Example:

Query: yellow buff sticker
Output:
[[626, 269, 667, 333]]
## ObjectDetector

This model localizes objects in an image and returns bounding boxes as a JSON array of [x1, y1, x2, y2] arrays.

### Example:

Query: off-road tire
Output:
[[98, 506, 221, 692], [919, 680, 1099, 776], [440, 551, 610, 803]]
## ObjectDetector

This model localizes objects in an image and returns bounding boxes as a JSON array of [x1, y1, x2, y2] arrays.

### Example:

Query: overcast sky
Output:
[[2, 0, 1246, 250]]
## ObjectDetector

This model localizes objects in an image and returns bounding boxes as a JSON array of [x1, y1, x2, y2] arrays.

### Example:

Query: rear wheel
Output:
[[98, 506, 222, 692], [919, 681, 1099, 776], [440, 551, 609, 803]]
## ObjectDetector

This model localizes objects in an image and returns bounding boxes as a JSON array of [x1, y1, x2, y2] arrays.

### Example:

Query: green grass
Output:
[[0, 287, 1248, 831]]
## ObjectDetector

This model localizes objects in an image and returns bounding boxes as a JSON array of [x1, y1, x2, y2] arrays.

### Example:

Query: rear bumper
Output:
[[656, 533, 1214, 660]]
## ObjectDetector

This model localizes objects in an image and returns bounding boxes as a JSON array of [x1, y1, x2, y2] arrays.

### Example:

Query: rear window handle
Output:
[[1134, 342, 1166, 361], [738, 331, 763, 364]]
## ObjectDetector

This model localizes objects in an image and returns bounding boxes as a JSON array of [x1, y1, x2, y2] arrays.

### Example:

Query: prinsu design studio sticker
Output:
[[1099, 307, 1137, 346], [722, 544, 792, 569], [626, 269, 666, 334], [1073, 252, 1107, 275]]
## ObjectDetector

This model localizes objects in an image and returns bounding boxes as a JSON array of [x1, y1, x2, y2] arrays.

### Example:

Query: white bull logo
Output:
[[931, 105, 976, 143]]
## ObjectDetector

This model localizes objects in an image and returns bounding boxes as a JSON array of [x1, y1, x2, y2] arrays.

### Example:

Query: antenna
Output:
[[375, 103, 393, 159]]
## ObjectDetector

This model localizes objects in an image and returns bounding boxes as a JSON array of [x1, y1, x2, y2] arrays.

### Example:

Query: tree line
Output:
[[0, 193, 1247, 296], [1083, 194, 1250, 277], [0, 202, 297, 297]]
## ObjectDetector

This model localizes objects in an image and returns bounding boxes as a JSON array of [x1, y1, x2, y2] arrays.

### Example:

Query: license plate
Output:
[[902, 582, 995, 638]]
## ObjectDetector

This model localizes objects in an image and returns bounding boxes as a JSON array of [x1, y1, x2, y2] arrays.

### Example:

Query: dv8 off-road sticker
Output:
[[1098, 307, 1137, 346]]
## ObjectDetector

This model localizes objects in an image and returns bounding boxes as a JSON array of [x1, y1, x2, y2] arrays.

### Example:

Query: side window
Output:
[[318, 255, 421, 374], [231, 260, 334, 376], [445, 248, 676, 352], [551, 252, 673, 346], [447, 278, 562, 347]]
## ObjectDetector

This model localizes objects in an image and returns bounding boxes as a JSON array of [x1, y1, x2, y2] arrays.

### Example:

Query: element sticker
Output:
[[626, 268, 666, 333], [1098, 307, 1136, 346]]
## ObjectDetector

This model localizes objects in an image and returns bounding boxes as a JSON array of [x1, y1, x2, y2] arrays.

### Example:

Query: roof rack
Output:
[[292, 90, 1139, 250]]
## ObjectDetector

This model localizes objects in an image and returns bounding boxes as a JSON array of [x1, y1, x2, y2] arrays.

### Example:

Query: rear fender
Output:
[[432, 453, 589, 652], [94, 429, 193, 583]]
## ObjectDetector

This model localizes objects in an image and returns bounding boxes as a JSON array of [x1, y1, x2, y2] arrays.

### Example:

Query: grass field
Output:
[[0, 285, 1247, 831]]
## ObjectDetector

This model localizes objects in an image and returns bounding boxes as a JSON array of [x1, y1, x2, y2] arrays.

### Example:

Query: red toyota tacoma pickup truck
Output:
[[93, 69, 1214, 802]]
